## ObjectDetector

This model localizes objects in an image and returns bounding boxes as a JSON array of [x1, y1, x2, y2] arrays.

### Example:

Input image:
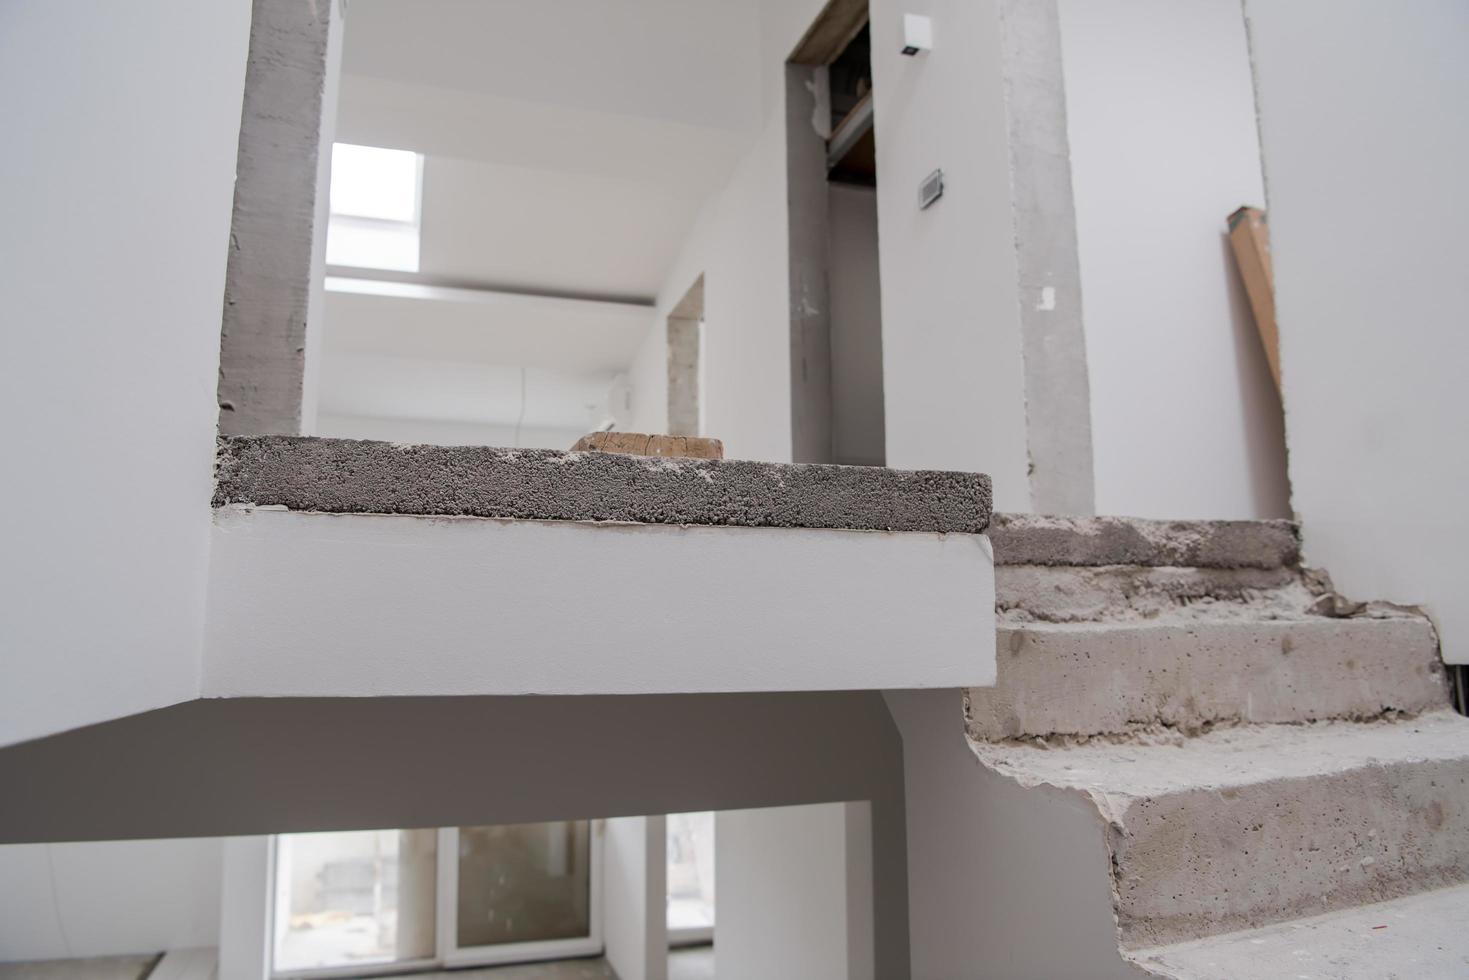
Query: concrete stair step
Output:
[[968, 616, 1447, 741], [1128, 881, 1469, 978], [971, 710, 1469, 948]]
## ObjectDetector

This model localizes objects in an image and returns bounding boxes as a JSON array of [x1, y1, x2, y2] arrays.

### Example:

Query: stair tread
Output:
[[1002, 613, 1426, 631], [973, 710, 1469, 799], [1129, 882, 1469, 979]]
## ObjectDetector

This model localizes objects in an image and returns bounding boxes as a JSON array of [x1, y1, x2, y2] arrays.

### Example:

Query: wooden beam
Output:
[[1228, 206, 1280, 390], [789, 0, 868, 66]]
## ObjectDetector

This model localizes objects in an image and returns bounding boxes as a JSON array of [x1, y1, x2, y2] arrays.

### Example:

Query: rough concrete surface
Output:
[[996, 562, 1307, 623], [1130, 881, 1469, 979], [973, 711, 1469, 948], [998, 0, 1098, 516], [217, 0, 333, 436], [989, 513, 1299, 568], [213, 435, 992, 533], [968, 616, 1447, 741]]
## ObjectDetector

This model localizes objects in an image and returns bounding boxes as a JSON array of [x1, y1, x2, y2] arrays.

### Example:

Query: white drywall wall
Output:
[[883, 691, 1142, 979], [0, 1, 248, 745], [869, 0, 1032, 509], [202, 509, 996, 697], [317, 279, 649, 447], [603, 816, 669, 980], [1057, 0, 1289, 520], [828, 185, 886, 467], [317, 413, 588, 452], [716, 803, 872, 980], [0, 839, 223, 961], [1243, 0, 1469, 662]]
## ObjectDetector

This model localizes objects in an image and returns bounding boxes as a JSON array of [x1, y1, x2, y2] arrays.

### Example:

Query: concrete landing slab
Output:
[[214, 435, 991, 534], [1130, 882, 1469, 979]]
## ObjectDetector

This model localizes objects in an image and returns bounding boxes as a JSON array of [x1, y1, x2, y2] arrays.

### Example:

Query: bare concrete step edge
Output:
[[968, 617, 1446, 741], [989, 513, 1299, 568], [214, 435, 992, 534], [1109, 747, 1469, 949], [1126, 881, 1469, 979]]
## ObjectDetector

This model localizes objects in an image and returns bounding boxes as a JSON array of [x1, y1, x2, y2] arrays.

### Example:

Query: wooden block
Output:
[[1228, 206, 1280, 391], [571, 431, 725, 460]]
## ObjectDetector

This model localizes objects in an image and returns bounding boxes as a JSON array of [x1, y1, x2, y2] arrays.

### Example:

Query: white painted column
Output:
[[218, 837, 272, 980], [603, 816, 669, 980], [715, 803, 873, 980]]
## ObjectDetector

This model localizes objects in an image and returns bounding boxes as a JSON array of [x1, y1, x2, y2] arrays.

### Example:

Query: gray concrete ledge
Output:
[[214, 436, 992, 534], [989, 513, 1299, 568]]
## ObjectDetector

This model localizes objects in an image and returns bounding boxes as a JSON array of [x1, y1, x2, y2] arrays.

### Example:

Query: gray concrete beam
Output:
[[216, 0, 336, 436], [998, 0, 1097, 514]]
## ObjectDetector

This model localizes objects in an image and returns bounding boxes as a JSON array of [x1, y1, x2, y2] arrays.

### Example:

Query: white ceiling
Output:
[[335, 0, 764, 300]]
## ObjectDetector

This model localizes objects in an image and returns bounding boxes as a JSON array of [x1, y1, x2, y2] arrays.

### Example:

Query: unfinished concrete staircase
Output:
[[972, 515, 1469, 979]]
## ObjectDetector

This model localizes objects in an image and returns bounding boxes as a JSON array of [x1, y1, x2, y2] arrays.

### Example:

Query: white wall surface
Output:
[[716, 803, 872, 980], [0, 1, 248, 745], [0, 839, 223, 961], [603, 816, 668, 980], [883, 691, 1141, 979], [1057, 0, 1289, 520], [318, 279, 649, 447], [1244, 0, 1469, 662], [202, 509, 995, 697], [869, 0, 1031, 509], [828, 185, 886, 467], [317, 414, 588, 453]]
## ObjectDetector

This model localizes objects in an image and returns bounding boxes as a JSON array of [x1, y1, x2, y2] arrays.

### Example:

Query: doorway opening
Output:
[[787, 0, 887, 467]]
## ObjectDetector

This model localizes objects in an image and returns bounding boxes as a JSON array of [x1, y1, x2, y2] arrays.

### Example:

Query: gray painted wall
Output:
[[828, 184, 887, 467]]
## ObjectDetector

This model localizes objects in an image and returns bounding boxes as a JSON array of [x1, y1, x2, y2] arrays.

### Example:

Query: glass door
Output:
[[272, 821, 601, 978], [438, 821, 602, 967]]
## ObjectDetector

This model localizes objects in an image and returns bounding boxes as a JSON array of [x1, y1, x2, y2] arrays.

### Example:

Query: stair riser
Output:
[[996, 563, 1301, 623], [1112, 755, 1469, 948], [969, 618, 1446, 740]]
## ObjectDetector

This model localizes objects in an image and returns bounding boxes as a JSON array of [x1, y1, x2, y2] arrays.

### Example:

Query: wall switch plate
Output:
[[919, 169, 944, 209]]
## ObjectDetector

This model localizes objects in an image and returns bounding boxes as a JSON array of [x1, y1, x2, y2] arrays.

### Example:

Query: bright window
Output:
[[325, 143, 423, 272]]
